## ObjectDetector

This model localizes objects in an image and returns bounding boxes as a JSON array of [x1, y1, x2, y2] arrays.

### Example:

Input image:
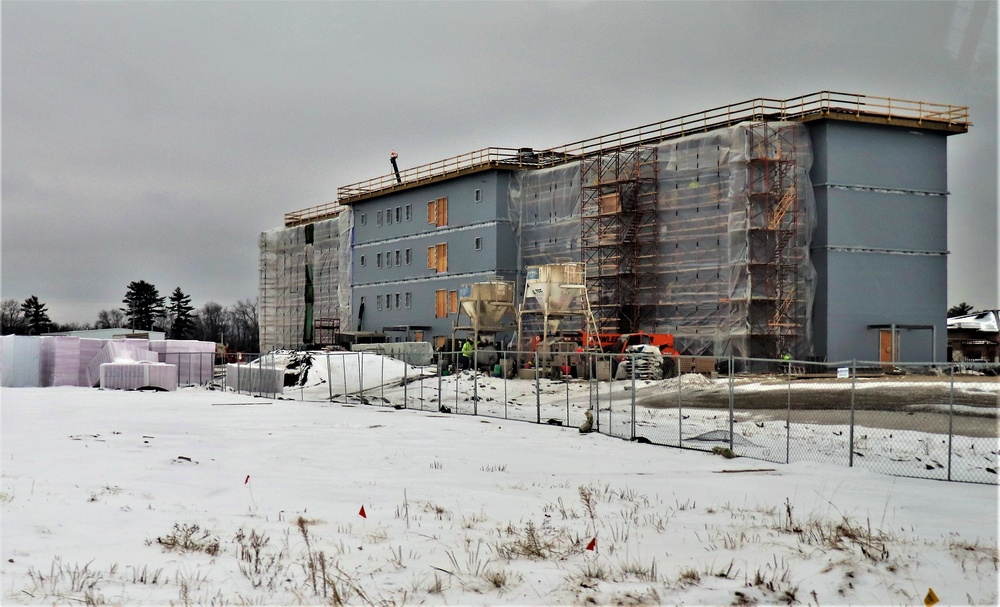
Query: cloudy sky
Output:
[[2, 1, 997, 326]]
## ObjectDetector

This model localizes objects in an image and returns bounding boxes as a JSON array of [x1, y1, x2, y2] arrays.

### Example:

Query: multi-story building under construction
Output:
[[259, 92, 970, 363]]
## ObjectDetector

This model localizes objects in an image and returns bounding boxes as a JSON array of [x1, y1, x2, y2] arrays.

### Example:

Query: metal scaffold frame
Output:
[[580, 146, 658, 333], [746, 124, 803, 358]]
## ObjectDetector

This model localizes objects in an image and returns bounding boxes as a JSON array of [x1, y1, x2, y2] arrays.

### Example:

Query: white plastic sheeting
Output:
[[226, 362, 283, 394], [47, 336, 82, 387], [1, 336, 41, 387], [258, 121, 816, 358], [85, 340, 159, 388], [148, 340, 215, 386], [1, 336, 217, 389], [259, 213, 353, 352], [508, 122, 816, 358], [100, 363, 178, 391]]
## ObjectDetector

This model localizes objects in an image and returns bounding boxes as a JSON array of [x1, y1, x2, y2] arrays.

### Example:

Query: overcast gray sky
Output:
[[2, 1, 997, 326]]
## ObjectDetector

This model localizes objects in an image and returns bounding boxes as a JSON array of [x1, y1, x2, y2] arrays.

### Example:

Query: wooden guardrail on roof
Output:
[[284, 91, 970, 226]]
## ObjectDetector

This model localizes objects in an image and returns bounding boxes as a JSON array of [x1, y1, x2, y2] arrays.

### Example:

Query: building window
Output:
[[405, 204, 412, 221], [475, 189, 482, 203], [405, 248, 412, 264], [395, 206, 401, 223], [360, 255, 366, 266], [360, 213, 367, 225], [475, 237, 482, 250], [427, 200, 435, 224], [449, 290, 458, 314], [386, 251, 392, 267], [376, 253, 382, 268], [377, 210, 383, 226], [394, 293, 400, 309], [405, 292, 411, 308], [386, 293, 393, 309], [427, 245, 435, 269], [386, 207, 392, 224], [376, 295, 382, 311], [394, 250, 400, 266]]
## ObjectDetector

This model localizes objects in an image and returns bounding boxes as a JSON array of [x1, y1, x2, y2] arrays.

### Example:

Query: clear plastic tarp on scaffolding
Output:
[[508, 122, 816, 358], [259, 212, 353, 353]]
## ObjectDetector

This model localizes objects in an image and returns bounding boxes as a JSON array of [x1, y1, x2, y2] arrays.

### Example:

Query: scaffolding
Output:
[[745, 124, 804, 359], [580, 147, 658, 333]]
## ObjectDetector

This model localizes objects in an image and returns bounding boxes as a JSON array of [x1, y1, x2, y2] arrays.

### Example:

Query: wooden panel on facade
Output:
[[435, 290, 447, 318], [436, 243, 448, 272]]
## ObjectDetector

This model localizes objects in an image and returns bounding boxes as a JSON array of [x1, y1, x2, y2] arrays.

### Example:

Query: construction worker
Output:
[[461, 339, 473, 371]]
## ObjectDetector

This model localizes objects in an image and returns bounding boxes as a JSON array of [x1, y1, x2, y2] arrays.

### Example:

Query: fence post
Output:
[[342, 353, 348, 400], [948, 363, 955, 481], [535, 351, 541, 424], [380, 351, 385, 404], [786, 359, 792, 464], [565, 374, 570, 426], [437, 355, 443, 412], [587, 352, 601, 433], [728, 355, 734, 452], [849, 359, 856, 467], [630, 353, 637, 440], [503, 349, 508, 420], [359, 352, 365, 399], [677, 357, 683, 446], [473, 354, 479, 416], [327, 354, 333, 402], [403, 357, 408, 409]]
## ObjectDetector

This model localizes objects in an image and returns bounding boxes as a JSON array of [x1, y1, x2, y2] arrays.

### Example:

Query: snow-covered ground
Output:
[[2, 365, 998, 605], [268, 352, 1000, 485]]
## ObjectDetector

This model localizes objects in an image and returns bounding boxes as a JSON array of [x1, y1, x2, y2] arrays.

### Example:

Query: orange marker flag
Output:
[[586, 537, 596, 551], [359, 505, 367, 518], [924, 588, 939, 607]]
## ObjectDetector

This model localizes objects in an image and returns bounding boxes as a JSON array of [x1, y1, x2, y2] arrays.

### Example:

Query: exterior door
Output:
[[879, 329, 899, 365]]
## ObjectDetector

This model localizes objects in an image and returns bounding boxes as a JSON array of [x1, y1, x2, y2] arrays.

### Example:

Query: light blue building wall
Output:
[[808, 121, 950, 362], [350, 171, 517, 345]]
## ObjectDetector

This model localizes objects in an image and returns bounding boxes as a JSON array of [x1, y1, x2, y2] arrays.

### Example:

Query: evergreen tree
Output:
[[947, 302, 975, 317], [20, 295, 52, 335], [121, 280, 166, 331], [168, 287, 195, 339]]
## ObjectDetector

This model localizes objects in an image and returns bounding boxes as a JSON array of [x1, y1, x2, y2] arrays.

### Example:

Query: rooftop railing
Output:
[[286, 91, 970, 225]]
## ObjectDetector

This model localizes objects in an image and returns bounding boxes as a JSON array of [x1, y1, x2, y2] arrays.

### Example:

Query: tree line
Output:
[[1, 280, 259, 352]]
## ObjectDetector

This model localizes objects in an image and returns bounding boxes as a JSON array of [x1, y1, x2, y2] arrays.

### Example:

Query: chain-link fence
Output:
[[216, 349, 999, 485]]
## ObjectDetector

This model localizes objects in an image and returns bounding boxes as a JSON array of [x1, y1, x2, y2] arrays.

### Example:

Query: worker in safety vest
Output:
[[461, 339, 474, 371]]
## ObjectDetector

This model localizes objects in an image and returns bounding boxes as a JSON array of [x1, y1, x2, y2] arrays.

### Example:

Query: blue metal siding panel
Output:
[[349, 171, 517, 342], [816, 121, 948, 192], [823, 189, 947, 252], [823, 251, 946, 362], [807, 121, 949, 362]]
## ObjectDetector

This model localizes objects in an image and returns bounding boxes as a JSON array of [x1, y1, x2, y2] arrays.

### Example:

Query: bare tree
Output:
[[195, 302, 227, 344], [1, 298, 27, 334], [96, 308, 126, 329], [229, 298, 259, 352]]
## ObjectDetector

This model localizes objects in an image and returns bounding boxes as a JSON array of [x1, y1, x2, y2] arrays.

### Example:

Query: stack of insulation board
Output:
[[99, 362, 178, 391], [226, 361, 284, 394], [0, 335, 41, 387], [149, 340, 216, 386], [0, 336, 219, 390], [47, 336, 83, 386], [85, 340, 160, 388]]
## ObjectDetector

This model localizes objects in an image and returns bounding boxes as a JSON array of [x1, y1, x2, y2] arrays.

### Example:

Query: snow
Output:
[[2, 354, 998, 606]]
